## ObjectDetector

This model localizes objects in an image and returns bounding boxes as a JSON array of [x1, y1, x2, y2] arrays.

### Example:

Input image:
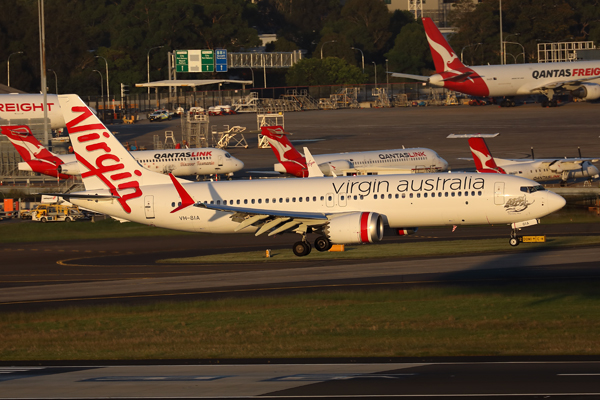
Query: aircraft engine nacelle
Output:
[[318, 160, 352, 176], [571, 83, 600, 101], [57, 161, 80, 175], [325, 212, 384, 244]]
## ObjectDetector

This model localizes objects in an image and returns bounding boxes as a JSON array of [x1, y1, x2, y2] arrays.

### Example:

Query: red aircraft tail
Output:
[[260, 126, 308, 177], [422, 17, 466, 73], [0, 125, 68, 179], [468, 138, 506, 174]]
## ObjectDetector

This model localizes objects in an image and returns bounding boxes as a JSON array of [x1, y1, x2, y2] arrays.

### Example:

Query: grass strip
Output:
[[1, 283, 600, 360], [160, 236, 600, 263]]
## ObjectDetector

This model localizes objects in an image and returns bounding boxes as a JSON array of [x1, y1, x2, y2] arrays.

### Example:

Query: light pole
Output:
[[95, 55, 109, 99], [320, 40, 336, 59], [385, 59, 389, 89], [461, 43, 481, 64], [504, 41, 525, 63], [147, 45, 164, 96], [499, 0, 503, 64], [351, 47, 364, 72], [248, 68, 254, 87], [47, 69, 57, 93], [92, 70, 103, 98], [7, 51, 23, 87], [502, 33, 520, 64], [372, 61, 377, 88]]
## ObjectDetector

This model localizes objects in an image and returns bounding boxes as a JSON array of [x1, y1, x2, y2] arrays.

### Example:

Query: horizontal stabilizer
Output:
[[441, 71, 474, 82], [447, 133, 500, 138], [43, 192, 119, 201], [390, 72, 430, 82]]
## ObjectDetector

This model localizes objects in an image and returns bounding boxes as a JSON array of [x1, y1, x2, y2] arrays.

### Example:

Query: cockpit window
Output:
[[520, 185, 545, 193], [225, 153, 231, 158]]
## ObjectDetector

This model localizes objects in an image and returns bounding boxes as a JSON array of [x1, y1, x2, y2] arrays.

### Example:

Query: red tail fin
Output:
[[468, 138, 506, 174], [1, 126, 58, 162], [260, 126, 305, 163], [422, 17, 466, 73], [260, 126, 308, 177], [1, 125, 67, 178]]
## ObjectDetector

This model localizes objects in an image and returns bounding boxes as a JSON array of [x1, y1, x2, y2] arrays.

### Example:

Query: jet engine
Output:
[[325, 212, 384, 244], [57, 161, 80, 175], [318, 160, 353, 176], [571, 83, 600, 101]]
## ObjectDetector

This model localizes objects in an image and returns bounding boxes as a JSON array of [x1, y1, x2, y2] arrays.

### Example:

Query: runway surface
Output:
[[1, 361, 600, 399], [2, 103, 600, 399], [1, 221, 600, 311]]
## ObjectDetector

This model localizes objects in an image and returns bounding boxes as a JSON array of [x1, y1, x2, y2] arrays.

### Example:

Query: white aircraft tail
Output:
[[303, 147, 324, 178], [58, 95, 173, 212]]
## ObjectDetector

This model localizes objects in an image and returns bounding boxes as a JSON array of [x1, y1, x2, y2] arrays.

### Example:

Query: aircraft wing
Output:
[[195, 202, 329, 236], [531, 75, 600, 90], [543, 158, 600, 172], [390, 72, 430, 82], [441, 71, 475, 83]]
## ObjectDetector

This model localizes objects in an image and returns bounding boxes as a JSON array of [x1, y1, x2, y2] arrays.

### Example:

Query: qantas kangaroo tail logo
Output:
[[260, 126, 304, 163], [468, 138, 506, 174], [59, 95, 172, 213], [422, 17, 466, 73], [0, 125, 69, 179]]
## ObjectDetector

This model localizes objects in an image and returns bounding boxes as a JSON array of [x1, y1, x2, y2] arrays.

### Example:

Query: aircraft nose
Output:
[[440, 157, 449, 171], [233, 157, 244, 172], [547, 191, 566, 213]]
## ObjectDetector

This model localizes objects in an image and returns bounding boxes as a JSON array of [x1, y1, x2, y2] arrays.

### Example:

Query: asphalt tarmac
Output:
[[2, 102, 600, 399]]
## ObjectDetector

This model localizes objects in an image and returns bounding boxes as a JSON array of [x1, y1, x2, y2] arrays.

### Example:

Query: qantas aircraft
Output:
[[391, 18, 600, 107], [260, 126, 448, 177], [54, 94, 565, 254], [469, 137, 599, 183], [1, 125, 243, 179]]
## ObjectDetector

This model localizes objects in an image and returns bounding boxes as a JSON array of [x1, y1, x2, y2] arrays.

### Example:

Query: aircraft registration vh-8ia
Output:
[[57, 94, 565, 255], [1, 125, 243, 179], [392, 18, 600, 108], [468, 137, 599, 183], [260, 125, 448, 177]]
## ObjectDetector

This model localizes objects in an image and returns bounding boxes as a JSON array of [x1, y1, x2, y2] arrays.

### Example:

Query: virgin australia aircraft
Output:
[[392, 18, 600, 107], [56, 94, 565, 255]]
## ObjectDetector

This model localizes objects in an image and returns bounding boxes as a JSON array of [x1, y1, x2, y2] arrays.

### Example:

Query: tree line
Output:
[[1, 0, 598, 96]]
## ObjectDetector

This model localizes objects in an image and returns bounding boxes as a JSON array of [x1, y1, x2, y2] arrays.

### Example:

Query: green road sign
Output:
[[176, 51, 189, 72], [201, 50, 214, 72]]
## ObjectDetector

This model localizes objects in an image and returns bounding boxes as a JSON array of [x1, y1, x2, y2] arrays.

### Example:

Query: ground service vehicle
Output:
[[31, 204, 85, 222], [148, 110, 172, 122]]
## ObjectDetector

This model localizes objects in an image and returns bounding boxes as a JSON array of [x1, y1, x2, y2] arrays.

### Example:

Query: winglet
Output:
[[169, 173, 195, 213], [303, 147, 324, 178]]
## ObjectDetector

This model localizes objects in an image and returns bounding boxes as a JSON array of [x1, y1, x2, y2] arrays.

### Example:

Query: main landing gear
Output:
[[541, 99, 558, 108], [292, 235, 332, 257], [499, 98, 516, 107]]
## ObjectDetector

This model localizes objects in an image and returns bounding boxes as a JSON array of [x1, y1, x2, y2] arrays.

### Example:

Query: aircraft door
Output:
[[494, 182, 505, 205], [144, 195, 155, 219], [338, 193, 347, 207], [326, 193, 334, 207], [218, 155, 223, 166]]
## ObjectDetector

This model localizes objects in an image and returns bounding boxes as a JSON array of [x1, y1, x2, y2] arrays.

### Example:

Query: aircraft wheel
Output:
[[510, 100, 516, 107], [314, 236, 332, 252], [292, 241, 311, 257], [509, 237, 520, 247]]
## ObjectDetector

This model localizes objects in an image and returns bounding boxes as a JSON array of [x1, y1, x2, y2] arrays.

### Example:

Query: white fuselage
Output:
[[494, 158, 600, 182], [274, 148, 449, 175], [430, 61, 600, 98], [0, 94, 65, 129], [70, 173, 565, 235], [19, 148, 244, 177]]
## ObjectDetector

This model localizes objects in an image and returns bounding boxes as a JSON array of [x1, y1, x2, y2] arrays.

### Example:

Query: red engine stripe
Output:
[[360, 212, 370, 243]]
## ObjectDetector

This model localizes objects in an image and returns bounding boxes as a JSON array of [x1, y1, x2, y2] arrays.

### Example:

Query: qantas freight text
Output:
[[0, 102, 56, 112]]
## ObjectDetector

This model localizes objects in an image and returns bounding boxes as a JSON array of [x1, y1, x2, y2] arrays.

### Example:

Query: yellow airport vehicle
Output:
[[31, 204, 85, 223]]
